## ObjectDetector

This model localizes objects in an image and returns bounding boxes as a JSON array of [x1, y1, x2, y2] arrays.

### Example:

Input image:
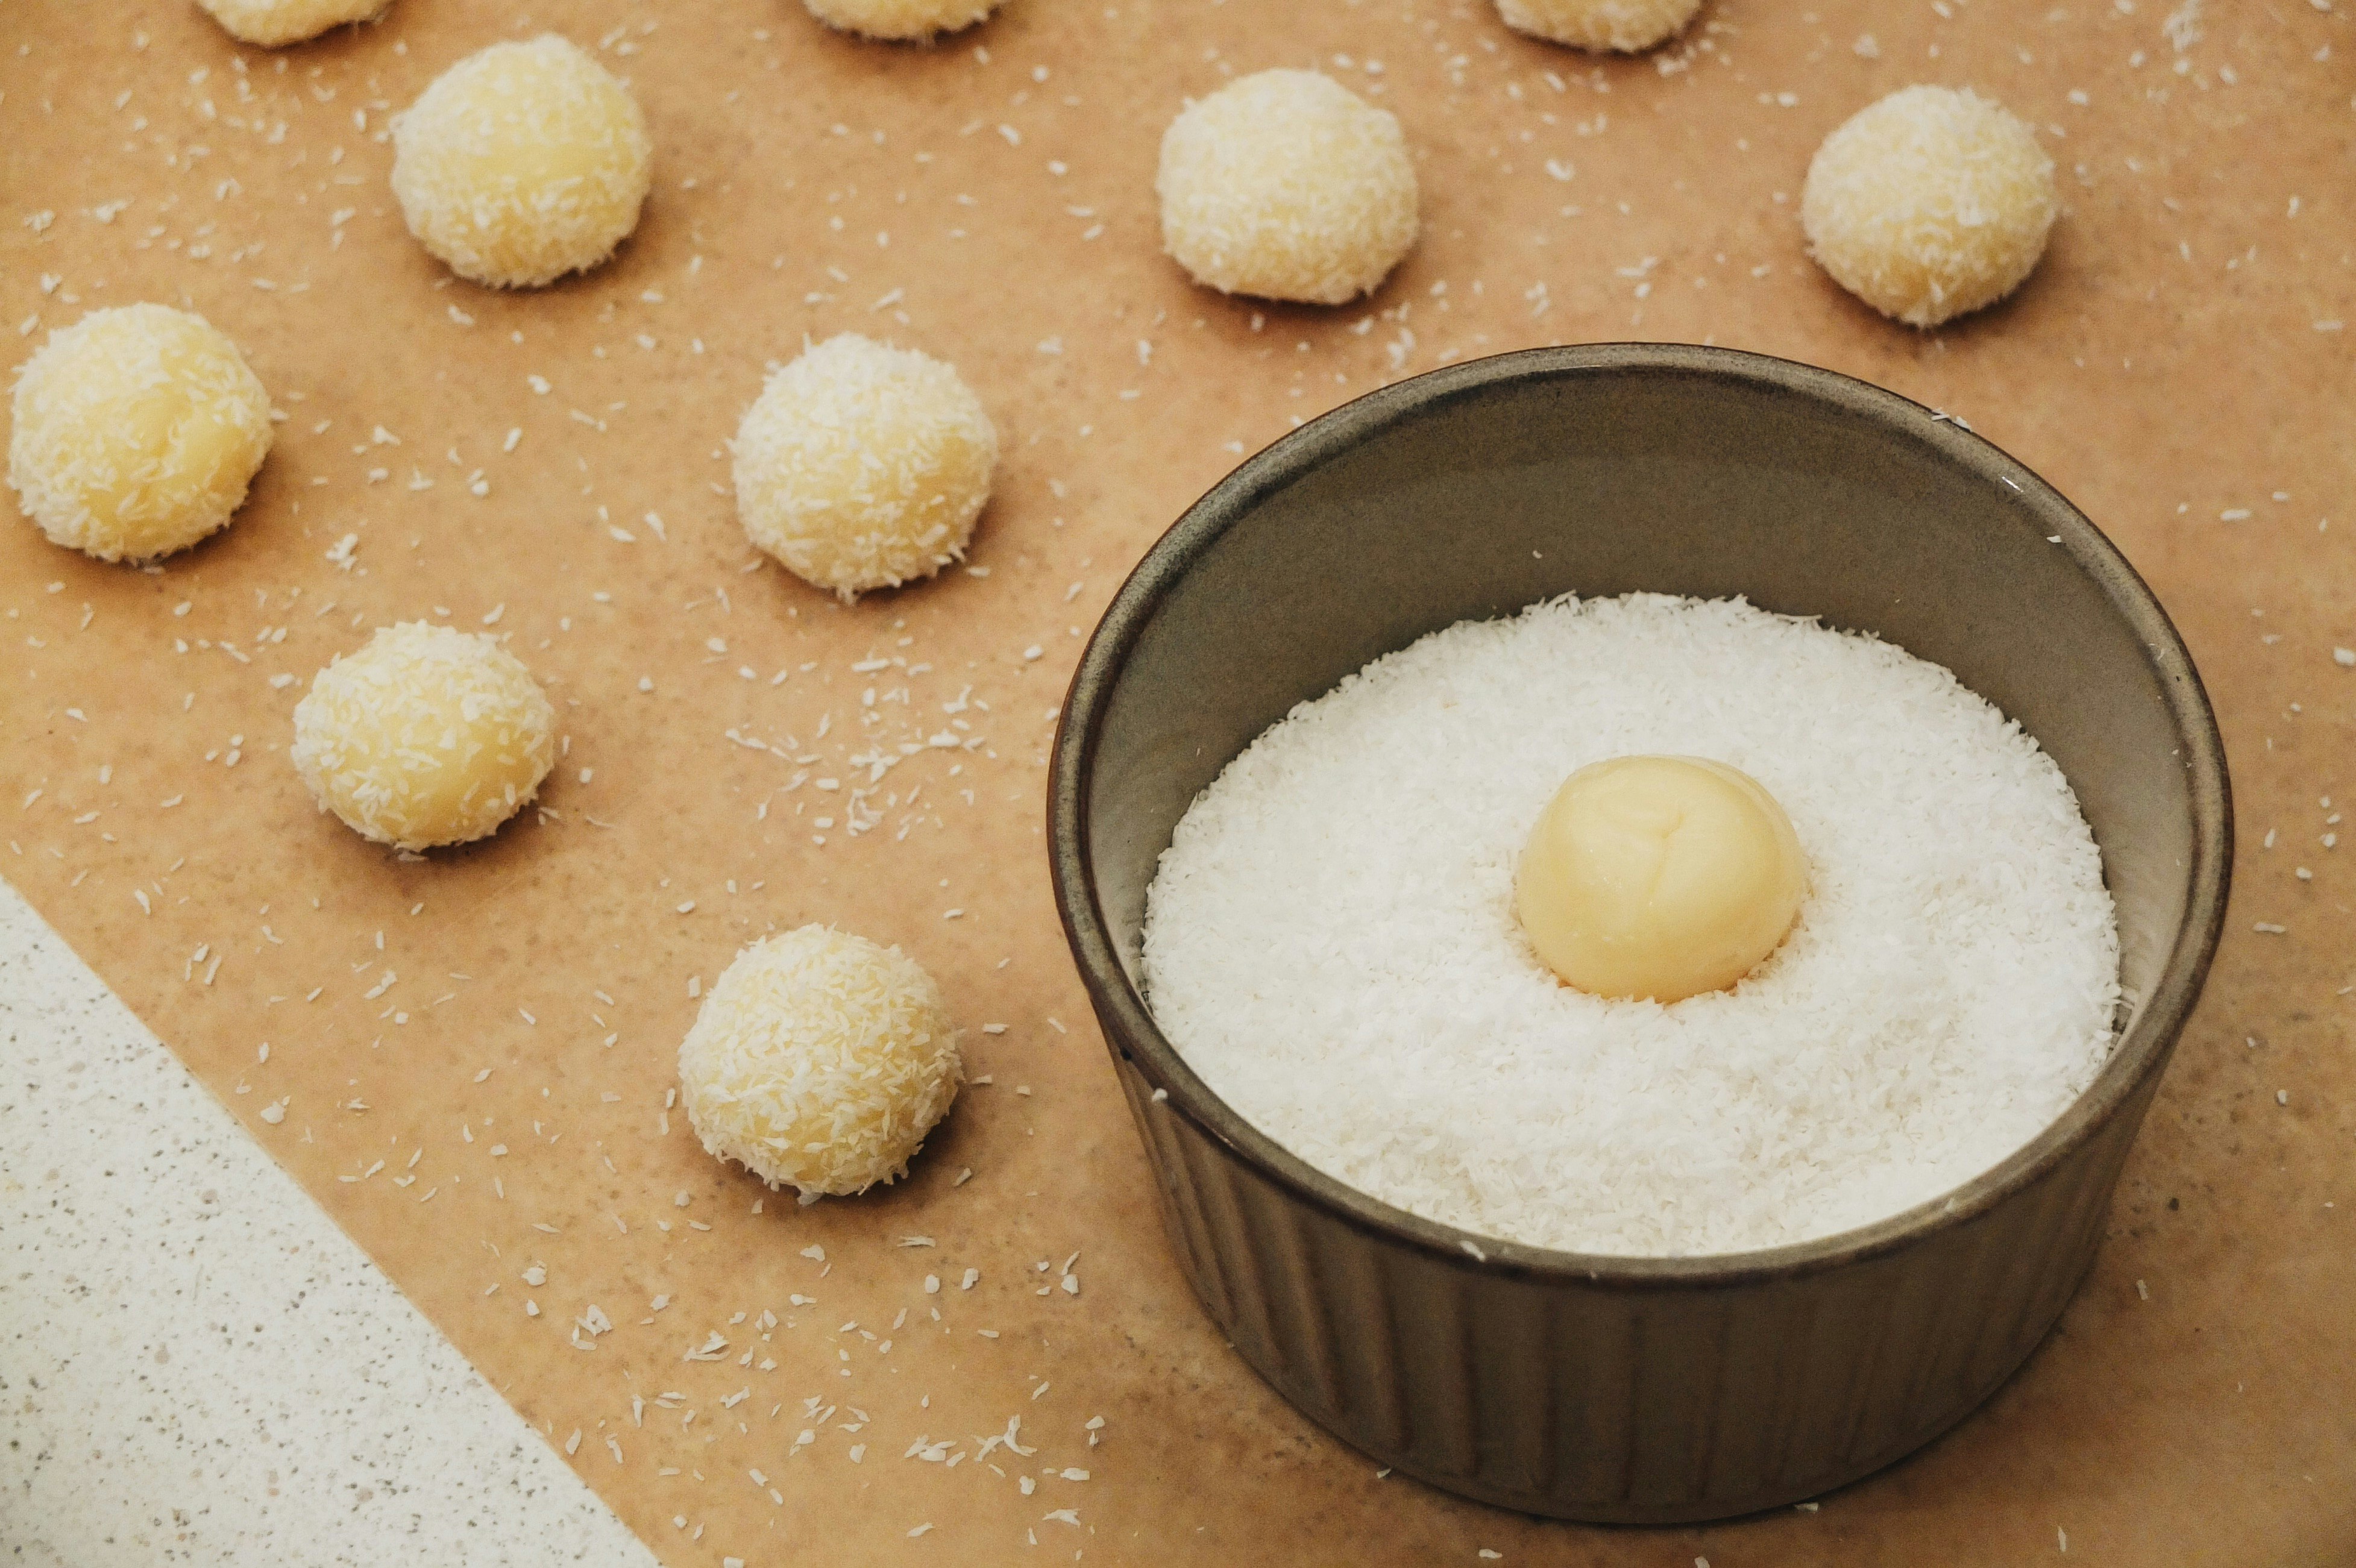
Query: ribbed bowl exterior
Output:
[[1102, 1046, 2157, 1522], [1050, 346, 2230, 1523]]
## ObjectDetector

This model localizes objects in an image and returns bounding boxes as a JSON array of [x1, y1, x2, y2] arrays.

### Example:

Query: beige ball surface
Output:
[[196, 0, 388, 47], [802, 0, 1004, 40], [8, 304, 272, 563], [391, 35, 652, 289], [291, 621, 556, 851], [1516, 756, 1808, 1004], [734, 333, 998, 601], [1158, 69, 1419, 306], [1495, 0, 1702, 52], [1802, 85, 2058, 328], [679, 926, 963, 1198]]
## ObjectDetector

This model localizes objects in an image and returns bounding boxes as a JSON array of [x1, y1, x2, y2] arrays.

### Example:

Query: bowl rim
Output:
[[1048, 342, 2232, 1290]]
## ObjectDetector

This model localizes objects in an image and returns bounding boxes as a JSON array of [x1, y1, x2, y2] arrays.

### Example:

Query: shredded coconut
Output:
[[391, 36, 653, 289], [1495, 0, 1703, 53], [196, 0, 386, 47], [1802, 85, 2057, 328], [801, 0, 1004, 40], [1157, 71, 1419, 306], [679, 926, 963, 1197], [1143, 595, 2120, 1257], [8, 304, 272, 563], [733, 334, 997, 601], [290, 621, 556, 851]]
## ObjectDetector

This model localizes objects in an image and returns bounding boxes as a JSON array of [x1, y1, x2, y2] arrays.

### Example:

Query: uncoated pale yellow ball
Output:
[[196, 0, 389, 47], [1516, 756, 1807, 1003], [734, 334, 998, 601], [391, 35, 653, 289], [1495, 0, 1703, 52], [1158, 69, 1419, 306], [801, 0, 1004, 40], [1802, 86, 2057, 328], [679, 926, 963, 1198], [8, 304, 272, 563], [291, 621, 556, 851]]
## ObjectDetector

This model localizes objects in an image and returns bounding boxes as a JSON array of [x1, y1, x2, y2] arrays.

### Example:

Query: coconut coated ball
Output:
[[1158, 69, 1419, 306], [291, 621, 556, 851], [802, 0, 1004, 41], [8, 304, 272, 563], [391, 36, 653, 289], [196, 0, 388, 47], [1495, 0, 1702, 52], [734, 334, 998, 601], [1802, 85, 2058, 328], [679, 926, 963, 1197]]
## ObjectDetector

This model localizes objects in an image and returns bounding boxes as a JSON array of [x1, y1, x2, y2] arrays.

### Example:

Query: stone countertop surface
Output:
[[0, 880, 656, 1567]]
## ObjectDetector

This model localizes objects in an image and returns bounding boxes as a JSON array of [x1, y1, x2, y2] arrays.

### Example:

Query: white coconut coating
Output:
[[291, 621, 556, 852], [733, 334, 998, 601], [8, 304, 272, 564], [679, 926, 963, 1197], [1803, 86, 2058, 328], [391, 36, 653, 289], [1495, 0, 1703, 52], [196, 0, 388, 47], [1157, 69, 1420, 306], [802, 0, 1005, 42]]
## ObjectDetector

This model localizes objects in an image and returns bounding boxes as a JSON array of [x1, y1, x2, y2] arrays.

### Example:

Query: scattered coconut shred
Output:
[[1142, 594, 2122, 1257]]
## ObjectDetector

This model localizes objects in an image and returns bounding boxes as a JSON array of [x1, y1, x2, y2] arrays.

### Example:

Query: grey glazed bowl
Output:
[[1048, 344, 2230, 1523]]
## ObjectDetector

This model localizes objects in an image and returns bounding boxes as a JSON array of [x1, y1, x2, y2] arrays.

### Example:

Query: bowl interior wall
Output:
[[1087, 360, 2194, 1042]]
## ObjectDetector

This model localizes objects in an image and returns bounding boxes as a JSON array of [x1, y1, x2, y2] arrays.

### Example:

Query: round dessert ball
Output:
[[1516, 756, 1807, 1003], [196, 0, 388, 47], [1802, 85, 2058, 328], [390, 35, 653, 289], [733, 333, 998, 601], [291, 621, 556, 851], [679, 926, 963, 1197], [8, 304, 272, 563], [801, 0, 1004, 41], [1158, 69, 1419, 306], [1494, 0, 1703, 52]]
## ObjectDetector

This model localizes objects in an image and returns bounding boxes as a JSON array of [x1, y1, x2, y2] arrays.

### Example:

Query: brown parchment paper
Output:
[[2, 0, 2352, 1562]]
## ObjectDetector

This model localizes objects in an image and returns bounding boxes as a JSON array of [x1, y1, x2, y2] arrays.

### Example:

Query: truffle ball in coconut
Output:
[[391, 35, 653, 288], [1157, 69, 1419, 306], [1516, 756, 1808, 1003], [291, 621, 556, 851], [679, 926, 963, 1198], [733, 333, 998, 601], [196, 0, 389, 47], [802, 0, 1004, 41], [1802, 85, 2057, 328], [1494, 0, 1702, 52], [8, 304, 272, 563]]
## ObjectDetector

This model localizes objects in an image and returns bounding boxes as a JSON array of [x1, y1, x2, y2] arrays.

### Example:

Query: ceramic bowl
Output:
[[1048, 343, 2230, 1522]]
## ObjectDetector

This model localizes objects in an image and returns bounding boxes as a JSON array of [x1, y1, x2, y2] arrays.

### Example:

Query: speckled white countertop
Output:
[[0, 878, 658, 1567]]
